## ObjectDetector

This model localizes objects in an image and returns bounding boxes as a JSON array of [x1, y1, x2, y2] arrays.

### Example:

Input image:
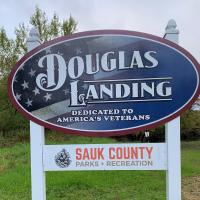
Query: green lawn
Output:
[[0, 133, 199, 200]]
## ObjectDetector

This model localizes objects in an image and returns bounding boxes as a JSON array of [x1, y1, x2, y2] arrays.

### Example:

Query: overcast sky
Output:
[[0, 0, 199, 61]]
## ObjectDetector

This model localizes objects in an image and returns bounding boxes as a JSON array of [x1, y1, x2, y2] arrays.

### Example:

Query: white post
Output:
[[27, 28, 46, 200], [164, 20, 181, 200]]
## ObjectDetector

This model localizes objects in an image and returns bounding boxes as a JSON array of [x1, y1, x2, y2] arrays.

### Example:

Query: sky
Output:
[[0, 0, 199, 61]]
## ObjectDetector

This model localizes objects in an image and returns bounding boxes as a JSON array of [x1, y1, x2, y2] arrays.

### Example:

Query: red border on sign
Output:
[[7, 30, 200, 137]]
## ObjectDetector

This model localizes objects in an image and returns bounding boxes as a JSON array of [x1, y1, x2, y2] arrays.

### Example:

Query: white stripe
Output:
[[31, 99, 74, 120]]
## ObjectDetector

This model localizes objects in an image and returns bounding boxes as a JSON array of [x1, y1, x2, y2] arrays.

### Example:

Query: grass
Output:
[[45, 170, 165, 200], [0, 131, 200, 199], [181, 141, 200, 176]]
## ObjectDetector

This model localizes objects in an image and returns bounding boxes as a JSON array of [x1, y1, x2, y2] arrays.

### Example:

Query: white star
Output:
[[21, 80, 29, 89], [75, 48, 82, 54], [29, 69, 36, 77], [32, 87, 40, 96], [57, 51, 63, 56], [45, 48, 51, 54], [14, 76, 18, 82], [25, 98, 33, 107], [63, 89, 69, 95], [44, 93, 52, 102], [19, 64, 24, 71], [15, 93, 21, 101], [82, 84, 88, 90]]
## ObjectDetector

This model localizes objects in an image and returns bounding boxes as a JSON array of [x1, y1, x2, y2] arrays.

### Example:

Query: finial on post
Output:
[[165, 19, 179, 34], [26, 27, 41, 51], [164, 19, 179, 43]]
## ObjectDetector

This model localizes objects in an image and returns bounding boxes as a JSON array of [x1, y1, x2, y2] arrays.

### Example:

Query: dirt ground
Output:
[[182, 176, 200, 200]]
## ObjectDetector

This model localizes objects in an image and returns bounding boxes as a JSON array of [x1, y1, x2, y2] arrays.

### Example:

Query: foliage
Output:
[[30, 6, 77, 42], [181, 110, 200, 131], [62, 15, 77, 35], [0, 77, 28, 133], [0, 6, 77, 134], [14, 23, 28, 56], [181, 110, 200, 140], [0, 28, 18, 77], [0, 6, 77, 76]]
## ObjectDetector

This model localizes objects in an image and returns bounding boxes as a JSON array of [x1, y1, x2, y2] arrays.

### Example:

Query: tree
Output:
[[62, 15, 77, 35], [181, 110, 200, 132], [0, 28, 18, 77], [0, 6, 77, 134], [30, 6, 77, 42], [15, 23, 28, 56]]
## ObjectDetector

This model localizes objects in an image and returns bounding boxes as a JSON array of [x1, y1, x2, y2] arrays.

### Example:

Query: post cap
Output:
[[29, 27, 40, 38], [27, 27, 41, 44], [165, 19, 179, 34]]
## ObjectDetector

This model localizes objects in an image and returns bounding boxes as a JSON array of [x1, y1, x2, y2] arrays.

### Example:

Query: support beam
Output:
[[27, 28, 46, 200], [164, 19, 181, 200]]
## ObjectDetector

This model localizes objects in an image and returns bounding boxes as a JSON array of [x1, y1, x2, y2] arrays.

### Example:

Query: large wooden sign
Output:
[[8, 30, 200, 136]]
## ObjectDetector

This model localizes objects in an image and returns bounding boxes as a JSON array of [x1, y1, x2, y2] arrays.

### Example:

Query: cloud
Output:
[[0, 0, 199, 61]]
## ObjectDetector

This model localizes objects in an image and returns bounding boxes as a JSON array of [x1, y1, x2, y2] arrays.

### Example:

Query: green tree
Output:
[[30, 6, 77, 42], [0, 28, 17, 77], [62, 15, 77, 35], [0, 6, 77, 134], [15, 23, 28, 56], [181, 110, 200, 132]]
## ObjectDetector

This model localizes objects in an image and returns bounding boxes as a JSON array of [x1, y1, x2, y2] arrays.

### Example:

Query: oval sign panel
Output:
[[8, 30, 200, 137]]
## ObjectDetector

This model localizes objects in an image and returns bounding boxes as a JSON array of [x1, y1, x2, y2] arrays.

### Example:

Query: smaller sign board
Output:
[[43, 143, 166, 171]]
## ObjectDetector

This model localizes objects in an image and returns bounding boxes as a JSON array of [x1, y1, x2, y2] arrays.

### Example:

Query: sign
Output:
[[8, 30, 200, 136], [43, 143, 166, 171]]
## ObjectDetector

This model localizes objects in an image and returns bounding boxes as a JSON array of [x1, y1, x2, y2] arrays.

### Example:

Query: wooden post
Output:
[[164, 19, 181, 200], [27, 28, 46, 200]]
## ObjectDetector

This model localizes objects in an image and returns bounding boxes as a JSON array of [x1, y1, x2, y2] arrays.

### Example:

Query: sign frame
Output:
[[8, 29, 200, 137]]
